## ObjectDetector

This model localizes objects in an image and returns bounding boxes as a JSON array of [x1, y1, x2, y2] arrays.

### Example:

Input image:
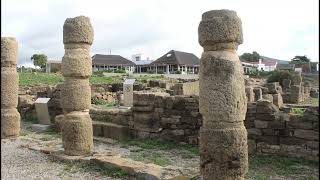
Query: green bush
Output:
[[51, 67, 60, 73], [267, 70, 299, 84], [248, 70, 272, 78], [91, 97, 107, 105]]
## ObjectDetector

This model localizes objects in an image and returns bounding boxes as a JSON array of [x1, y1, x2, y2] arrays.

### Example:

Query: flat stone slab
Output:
[[19, 136, 186, 179], [30, 124, 51, 133]]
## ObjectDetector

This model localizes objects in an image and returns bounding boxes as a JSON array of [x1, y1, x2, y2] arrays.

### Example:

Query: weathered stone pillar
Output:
[[1, 37, 20, 138], [198, 10, 248, 179], [61, 16, 94, 155]]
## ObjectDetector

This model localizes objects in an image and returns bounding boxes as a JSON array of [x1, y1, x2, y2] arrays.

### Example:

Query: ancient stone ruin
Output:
[[198, 10, 248, 179], [1, 37, 21, 138], [61, 16, 94, 155]]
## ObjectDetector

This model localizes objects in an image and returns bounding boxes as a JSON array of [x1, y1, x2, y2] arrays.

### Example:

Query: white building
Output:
[[252, 59, 277, 71]]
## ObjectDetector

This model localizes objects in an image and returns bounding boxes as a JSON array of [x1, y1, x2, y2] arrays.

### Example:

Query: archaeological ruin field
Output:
[[1, 9, 319, 180]]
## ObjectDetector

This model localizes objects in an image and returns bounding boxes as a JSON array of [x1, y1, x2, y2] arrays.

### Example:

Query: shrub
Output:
[[51, 67, 60, 73], [267, 70, 299, 84], [248, 70, 272, 78], [91, 97, 107, 105]]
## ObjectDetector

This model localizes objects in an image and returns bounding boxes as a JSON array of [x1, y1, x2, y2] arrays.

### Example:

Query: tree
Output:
[[240, 51, 261, 62], [290, 55, 311, 73], [291, 55, 310, 63], [31, 54, 47, 69]]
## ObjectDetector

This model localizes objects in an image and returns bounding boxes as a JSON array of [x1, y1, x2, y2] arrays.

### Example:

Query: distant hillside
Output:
[[261, 56, 290, 64]]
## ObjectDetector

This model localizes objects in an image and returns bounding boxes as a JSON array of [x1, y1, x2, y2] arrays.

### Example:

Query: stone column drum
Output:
[[1, 37, 20, 138], [198, 10, 248, 179], [61, 16, 94, 155]]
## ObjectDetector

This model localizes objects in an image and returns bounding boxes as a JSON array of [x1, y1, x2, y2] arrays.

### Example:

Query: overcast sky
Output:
[[2, 0, 319, 67]]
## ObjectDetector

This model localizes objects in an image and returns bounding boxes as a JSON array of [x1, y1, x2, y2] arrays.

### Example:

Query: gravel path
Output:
[[1, 138, 114, 180]]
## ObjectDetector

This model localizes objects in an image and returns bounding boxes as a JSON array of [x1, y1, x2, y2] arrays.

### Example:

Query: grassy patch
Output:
[[19, 72, 64, 87], [19, 72, 124, 87], [129, 151, 172, 166], [90, 75, 123, 84], [301, 97, 319, 106], [122, 139, 199, 158], [290, 108, 307, 116], [23, 114, 38, 124], [246, 154, 319, 180], [19, 72, 169, 87], [63, 162, 128, 178]]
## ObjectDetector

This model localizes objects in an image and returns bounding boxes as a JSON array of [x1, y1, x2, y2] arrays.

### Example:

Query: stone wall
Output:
[[170, 81, 199, 96], [245, 100, 319, 161], [131, 92, 202, 144]]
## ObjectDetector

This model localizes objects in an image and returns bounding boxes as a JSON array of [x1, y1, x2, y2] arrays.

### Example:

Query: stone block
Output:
[[261, 87, 269, 94], [31, 124, 51, 133], [253, 88, 262, 101], [306, 141, 319, 150], [282, 79, 291, 89], [264, 83, 278, 94], [62, 48, 92, 77], [199, 127, 248, 179], [247, 128, 262, 136], [255, 113, 277, 121], [63, 16, 93, 44], [101, 122, 130, 141], [61, 78, 91, 112], [1, 108, 20, 138], [256, 135, 279, 145], [272, 93, 283, 108], [62, 112, 93, 156], [245, 87, 254, 102], [247, 139, 256, 155], [198, 10, 243, 50], [254, 120, 268, 128], [262, 94, 273, 102], [1, 67, 19, 108], [279, 137, 306, 145], [256, 100, 279, 114], [294, 130, 319, 141], [288, 115, 313, 130], [1, 37, 18, 67], [92, 123, 103, 137]]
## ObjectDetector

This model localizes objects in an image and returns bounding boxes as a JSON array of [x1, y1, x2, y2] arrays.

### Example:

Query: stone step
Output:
[[93, 121, 130, 141]]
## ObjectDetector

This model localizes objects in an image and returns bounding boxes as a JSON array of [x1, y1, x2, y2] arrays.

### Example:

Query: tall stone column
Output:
[[1, 37, 20, 138], [61, 16, 94, 155], [198, 10, 248, 179]]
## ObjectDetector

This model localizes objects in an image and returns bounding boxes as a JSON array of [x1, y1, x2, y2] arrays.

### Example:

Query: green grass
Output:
[[19, 72, 124, 87], [301, 97, 319, 106], [63, 162, 128, 178], [130, 151, 172, 166], [134, 75, 166, 83], [90, 75, 123, 84], [246, 154, 319, 180], [290, 108, 307, 116], [19, 72, 168, 87], [23, 114, 38, 124], [121, 139, 199, 166], [19, 72, 64, 87]]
